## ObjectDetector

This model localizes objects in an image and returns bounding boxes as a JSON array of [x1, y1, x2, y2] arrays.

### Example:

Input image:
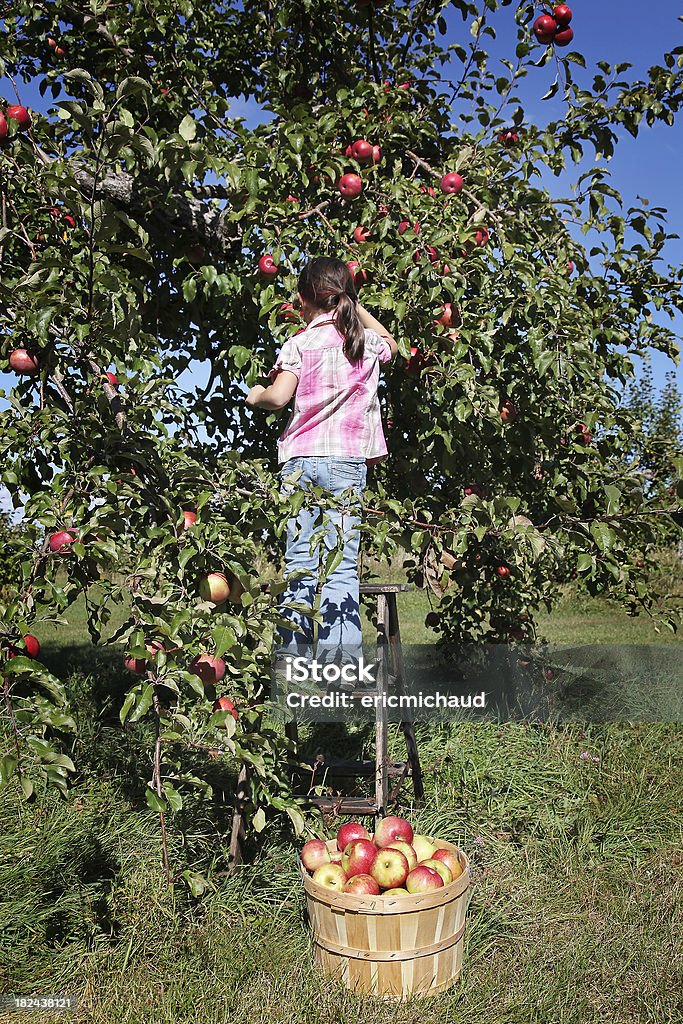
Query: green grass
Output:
[[1, 570, 682, 1023]]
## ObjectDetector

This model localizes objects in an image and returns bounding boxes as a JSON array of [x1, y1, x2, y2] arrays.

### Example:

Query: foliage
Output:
[[0, 1, 682, 853]]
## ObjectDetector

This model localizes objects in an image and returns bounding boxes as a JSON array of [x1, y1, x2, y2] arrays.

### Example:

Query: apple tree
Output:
[[1, 0, 682, 872]]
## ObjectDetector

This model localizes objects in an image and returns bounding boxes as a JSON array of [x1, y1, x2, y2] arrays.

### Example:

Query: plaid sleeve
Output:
[[269, 336, 303, 381], [366, 328, 393, 365]]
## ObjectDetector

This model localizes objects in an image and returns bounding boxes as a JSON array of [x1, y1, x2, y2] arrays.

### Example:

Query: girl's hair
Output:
[[298, 257, 365, 361]]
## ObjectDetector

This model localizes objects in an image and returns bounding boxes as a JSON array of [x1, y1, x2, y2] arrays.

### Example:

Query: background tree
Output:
[[1, 0, 682, 869]]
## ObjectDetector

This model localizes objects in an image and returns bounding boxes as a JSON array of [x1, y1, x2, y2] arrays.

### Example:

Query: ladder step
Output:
[[304, 758, 411, 777], [305, 796, 379, 815]]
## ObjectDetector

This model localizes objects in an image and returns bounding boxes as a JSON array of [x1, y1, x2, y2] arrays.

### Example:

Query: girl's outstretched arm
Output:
[[246, 370, 298, 410], [357, 304, 398, 358]]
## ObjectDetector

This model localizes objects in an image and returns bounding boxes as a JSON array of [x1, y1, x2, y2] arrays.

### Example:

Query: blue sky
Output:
[[1, 1, 681, 418]]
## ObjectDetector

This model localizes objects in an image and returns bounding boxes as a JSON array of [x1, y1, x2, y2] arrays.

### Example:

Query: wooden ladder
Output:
[[286, 583, 424, 817], [229, 584, 424, 866]]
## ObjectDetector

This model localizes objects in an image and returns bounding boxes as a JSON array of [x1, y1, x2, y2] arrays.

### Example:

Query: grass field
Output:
[[1, 573, 682, 1023]]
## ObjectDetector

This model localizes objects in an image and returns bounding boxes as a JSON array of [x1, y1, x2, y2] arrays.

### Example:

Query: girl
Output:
[[246, 256, 397, 661]]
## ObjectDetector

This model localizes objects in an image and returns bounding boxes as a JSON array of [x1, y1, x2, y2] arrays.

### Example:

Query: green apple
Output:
[[412, 834, 437, 862]]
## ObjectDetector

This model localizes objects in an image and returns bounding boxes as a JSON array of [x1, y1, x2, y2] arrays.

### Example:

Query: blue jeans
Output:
[[278, 456, 367, 659]]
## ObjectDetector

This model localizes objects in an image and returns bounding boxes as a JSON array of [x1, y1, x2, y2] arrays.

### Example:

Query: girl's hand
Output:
[[246, 384, 266, 407]]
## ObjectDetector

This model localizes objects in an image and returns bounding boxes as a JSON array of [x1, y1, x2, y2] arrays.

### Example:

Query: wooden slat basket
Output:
[[301, 837, 472, 1000]]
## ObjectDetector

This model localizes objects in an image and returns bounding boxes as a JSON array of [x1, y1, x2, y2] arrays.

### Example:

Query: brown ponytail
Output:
[[298, 257, 366, 362]]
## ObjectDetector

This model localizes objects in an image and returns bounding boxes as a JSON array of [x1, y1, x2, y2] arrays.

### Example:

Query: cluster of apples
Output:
[[301, 815, 463, 897], [533, 5, 574, 47]]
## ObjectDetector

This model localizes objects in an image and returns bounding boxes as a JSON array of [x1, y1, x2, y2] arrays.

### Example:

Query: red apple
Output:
[[406, 865, 444, 893], [47, 36, 57, 50], [374, 814, 414, 849], [0, 113, 7, 142], [498, 130, 519, 146], [213, 695, 239, 719], [463, 484, 484, 497], [6, 634, 42, 660], [371, 848, 410, 889], [258, 254, 278, 278], [7, 105, 31, 130], [419, 185, 437, 197], [553, 4, 573, 27], [23, 634, 41, 659], [329, 850, 343, 864], [499, 399, 517, 424], [435, 303, 454, 327], [554, 26, 574, 46], [382, 887, 409, 896], [533, 14, 557, 43], [9, 349, 40, 374], [421, 857, 453, 886], [344, 873, 380, 896], [440, 172, 464, 195], [566, 260, 575, 275], [337, 821, 371, 851], [285, 195, 299, 204], [54, 45, 67, 57], [497, 565, 511, 579], [62, 214, 77, 229], [338, 173, 363, 199], [371, 145, 382, 164], [432, 847, 464, 880], [191, 653, 226, 684], [399, 220, 419, 236], [123, 641, 164, 676], [301, 839, 331, 872], [353, 225, 370, 243], [182, 509, 197, 530], [351, 139, 373, 163], [276, 301, 299, 324], [387, 840, 418, 871], [123, 653, 147, 675], [312, 863, 347, 891], [48, 529, 78, 554], [404, 346, 424, 376], [199, 572, 231, 605], [424, 611, 441, 629], [102, 371, 119, 388], [341, 838, 377, 877], [474, 227, 489, 247], [346, 260, 367, 288]]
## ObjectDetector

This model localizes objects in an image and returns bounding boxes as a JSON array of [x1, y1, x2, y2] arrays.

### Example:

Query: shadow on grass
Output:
[[37, 640, 244, 834]]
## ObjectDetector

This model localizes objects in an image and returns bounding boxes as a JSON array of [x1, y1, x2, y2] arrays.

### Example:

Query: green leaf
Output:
[[129, 683, 154, 722], [253, 807, 266, 832], [120, 690, 136, 725], [145, 788, 167, 812], [179, 114, 197, 141]]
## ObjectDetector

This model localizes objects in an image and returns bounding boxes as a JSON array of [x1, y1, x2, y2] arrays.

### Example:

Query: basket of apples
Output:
[[299, 815, 471, 999]]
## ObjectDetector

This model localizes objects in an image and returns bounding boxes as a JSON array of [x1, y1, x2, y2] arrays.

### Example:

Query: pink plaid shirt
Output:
[[269, 312, 393, 465]]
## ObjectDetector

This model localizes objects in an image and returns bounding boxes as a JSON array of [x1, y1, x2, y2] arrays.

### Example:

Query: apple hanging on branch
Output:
[[9, 348, 40, 374], [440, 172, 464, 195], [338, 173, 363, 199], [258, 254, 279, 278], [6, 104, 32, 130]]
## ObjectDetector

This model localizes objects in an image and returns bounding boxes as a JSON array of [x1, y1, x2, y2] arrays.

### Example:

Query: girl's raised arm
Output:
[[357, 304, 398, 358]]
